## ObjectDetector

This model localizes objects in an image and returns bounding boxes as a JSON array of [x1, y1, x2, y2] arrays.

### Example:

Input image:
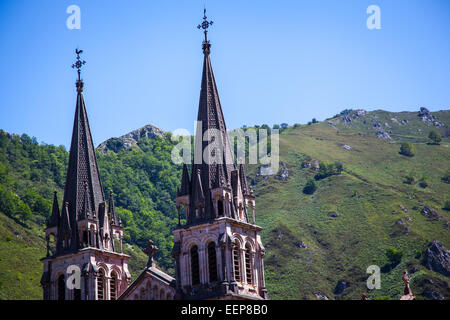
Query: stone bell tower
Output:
[[40, 49, 131, 300], [171, 10, 268, 300]]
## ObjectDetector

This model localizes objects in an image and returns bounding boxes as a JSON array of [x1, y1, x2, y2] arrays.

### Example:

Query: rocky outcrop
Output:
[[313, 292, 329, 300], [97, 124, 166, 154], [421, 206, 442, 221], [341, 144, 353, 150], [376, 130, 392, 140], [418, 107, 445, 127], [275, 162, 290, 181], [422, 240, 450, 277]]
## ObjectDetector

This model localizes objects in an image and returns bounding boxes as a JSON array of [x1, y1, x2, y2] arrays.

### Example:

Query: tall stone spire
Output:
[[186, 9, 246, 224], [58, 49, 105, 253], [172, 10, 267, 301], [42, 49, 130, 301]]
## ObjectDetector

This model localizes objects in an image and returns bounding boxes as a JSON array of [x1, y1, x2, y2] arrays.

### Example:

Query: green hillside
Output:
[[0, 108, 449, 300], [248, 108, 450, 300]]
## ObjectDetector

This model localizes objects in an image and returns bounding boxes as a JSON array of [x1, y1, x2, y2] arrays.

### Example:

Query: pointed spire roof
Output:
[[61, 202, 71, 234], [47, 191, 60, 228], [191, 19, 236, 199], [239, 163, 249, 195], [178, 164, 191, 196], [108, 190, 121, 226], [192, 169, 205, 205], [62, 50, 105, 239], [79, 183, 91, 220]]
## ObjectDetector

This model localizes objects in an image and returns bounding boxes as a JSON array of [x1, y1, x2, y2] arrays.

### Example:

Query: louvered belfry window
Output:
[[233, 245, 241, 283], [97, 269, 105, 300], [245, 244, 253, 285], [110, 272, 118, 300]]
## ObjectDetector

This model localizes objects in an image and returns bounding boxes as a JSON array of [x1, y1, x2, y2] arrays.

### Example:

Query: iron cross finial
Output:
[[71, 48, 86, 82], [197, 8, 213, 54], [197, 8, 213, 42]]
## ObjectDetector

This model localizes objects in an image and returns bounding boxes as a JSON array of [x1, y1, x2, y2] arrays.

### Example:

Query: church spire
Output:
[[58, 49, 105, 253], [182, 9, 245, 224]]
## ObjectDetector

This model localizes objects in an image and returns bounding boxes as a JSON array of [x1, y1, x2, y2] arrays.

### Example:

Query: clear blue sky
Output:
[[0, 0, 449, 148]]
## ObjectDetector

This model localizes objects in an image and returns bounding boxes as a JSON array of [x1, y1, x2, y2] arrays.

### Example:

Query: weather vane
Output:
[[197, 8, 213, 43], [71, 48, 86, 81]]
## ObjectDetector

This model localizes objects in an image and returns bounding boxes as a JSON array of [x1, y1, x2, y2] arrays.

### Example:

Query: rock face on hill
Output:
[[97, 124, 166, 154], [422, 240, 450, 277], [418, 107, 445, 127]]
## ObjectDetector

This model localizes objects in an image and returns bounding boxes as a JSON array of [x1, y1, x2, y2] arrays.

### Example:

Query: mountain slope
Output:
[[0, 108, 449, 299], [247, 109, 449, 299]]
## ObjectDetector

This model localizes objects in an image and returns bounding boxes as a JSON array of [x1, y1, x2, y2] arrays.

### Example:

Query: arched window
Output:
[[190, 245, 200, 285], [89, 227, 96, 248], [134, 294, 138, 300], [160, 289, 165, 300], [82, 230, 88, 247], [153, 286, 158, 300], [57, 274, 65, 300], [208, 242, 217, 282], [233, 244, 241, 283], [97, 269, 106, 300], [245, 244, 253, 285], [110, 272, 118, 300], [166, 293, 172, 300], [217, 199, 224, 216], [140, 287, 145, 300], [48, 233, 56, 256]]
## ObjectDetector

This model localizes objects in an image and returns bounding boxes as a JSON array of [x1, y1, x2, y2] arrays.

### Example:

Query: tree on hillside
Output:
[[386, 247, 403, 267], [428, 130, 442, 145], [404, 173, 415, 185], [418, 177, 428, 188], [399, 142, 416, 157], [443, 200, 450, 211], [315, 161, 343, 180], [303, 179, 317, 195]]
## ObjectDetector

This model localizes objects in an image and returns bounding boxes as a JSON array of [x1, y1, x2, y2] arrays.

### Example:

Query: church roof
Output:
[[179, 12, 252, 226], [62, 78, 105, 229], [177, 164, 191, 197]]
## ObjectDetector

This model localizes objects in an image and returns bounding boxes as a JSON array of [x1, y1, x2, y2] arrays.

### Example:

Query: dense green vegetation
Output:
[[245, 109, 449, 300], [97, 135, 182, 271], [400, 142, 416, 157], [0, 130, 178, 298], [0, 108, 449, 300]]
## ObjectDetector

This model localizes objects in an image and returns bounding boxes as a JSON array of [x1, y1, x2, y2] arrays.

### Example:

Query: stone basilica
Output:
[[41, 11, 268, 301]]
